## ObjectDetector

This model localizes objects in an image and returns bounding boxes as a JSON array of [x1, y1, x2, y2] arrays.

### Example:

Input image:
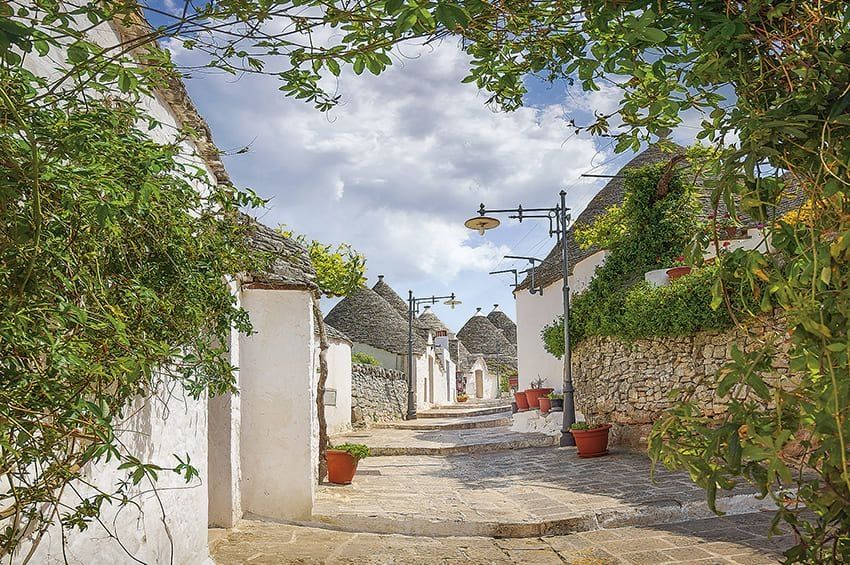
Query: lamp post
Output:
[[464, 190, 576, 447], [406, 291, 461, 420]]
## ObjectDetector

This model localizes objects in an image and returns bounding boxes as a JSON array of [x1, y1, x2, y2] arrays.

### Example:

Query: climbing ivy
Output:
[[541, 158, 717, 354]]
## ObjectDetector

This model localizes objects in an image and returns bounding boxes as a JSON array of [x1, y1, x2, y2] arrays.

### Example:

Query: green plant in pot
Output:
[[524, 377, 554, 410], [326, 443, 370, 484], [569, 423, 611, 458], [547, 392, 564, 412]]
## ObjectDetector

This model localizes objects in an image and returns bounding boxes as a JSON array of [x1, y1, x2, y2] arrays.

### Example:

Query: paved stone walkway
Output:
[[311, 448, 772, 537], [373, 412, 512, 430], [212, 512, 791, 564], [331, 426, 557, 456]]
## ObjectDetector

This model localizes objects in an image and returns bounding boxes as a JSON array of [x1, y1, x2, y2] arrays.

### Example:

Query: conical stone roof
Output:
[[325, 287, 426, 355], [418, 306, 449, 334], [457, 308, 516, 356], [487, 304, 517, 345], [372, 275, 430, 335]]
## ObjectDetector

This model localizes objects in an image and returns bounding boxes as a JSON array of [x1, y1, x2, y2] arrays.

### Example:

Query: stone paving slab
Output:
[[212, 512, 790, 564], [331, 425, 558, 456], [418, 405, 512, 418], [311, 448, 774, 537], [372, 412, 512, 430]]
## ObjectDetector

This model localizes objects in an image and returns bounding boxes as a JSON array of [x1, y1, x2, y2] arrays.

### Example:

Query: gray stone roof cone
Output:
[[418, 305, 449, 335], [457, 308, 516, 356], [325, 286, 426, 355], [372, 275, 430, 335], [487, 304, 517, 345]]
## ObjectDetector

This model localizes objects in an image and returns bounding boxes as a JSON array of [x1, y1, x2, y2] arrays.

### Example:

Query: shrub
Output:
[[352, 351, 381, 366], [330, 443, 370, 460]]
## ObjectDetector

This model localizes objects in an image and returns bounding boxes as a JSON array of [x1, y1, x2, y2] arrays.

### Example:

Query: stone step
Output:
[[367, 433, 558, 456], [372, 413, 512, 431], [310, 492, 775, 538], [331, 425, 558, 456], [417, 405, 512, 418]]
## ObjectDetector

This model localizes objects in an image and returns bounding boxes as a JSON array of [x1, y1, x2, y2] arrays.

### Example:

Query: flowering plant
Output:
[[670, 255, 688, 267]]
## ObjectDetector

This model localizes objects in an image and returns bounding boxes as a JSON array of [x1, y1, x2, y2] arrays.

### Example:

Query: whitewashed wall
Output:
[[322, 336, 353, 434], [25, 392, 211, 565], [239, 289, 317, 521], [352, 343, 404, 371], [515, 250, 607, 391]]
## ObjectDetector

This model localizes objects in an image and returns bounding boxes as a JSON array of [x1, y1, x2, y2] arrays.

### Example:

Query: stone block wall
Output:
[[351, 363, 409, 427], [572, 318, 789, 448]]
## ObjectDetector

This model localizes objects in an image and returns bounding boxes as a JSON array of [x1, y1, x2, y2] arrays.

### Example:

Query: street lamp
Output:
[[407, 291, 461, 419], [464, 190, 576, 447]]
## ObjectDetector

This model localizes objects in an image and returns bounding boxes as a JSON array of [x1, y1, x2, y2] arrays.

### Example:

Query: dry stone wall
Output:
[[351, 363, 409, 427], [573, 318, 790, 448]]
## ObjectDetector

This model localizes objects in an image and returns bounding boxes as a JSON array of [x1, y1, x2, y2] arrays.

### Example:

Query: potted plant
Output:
[[569, 423, 611, 458], [666, 256, 691, 281], [547, 392, 564, 412], [524, 378, 554, 410], [539, 395, 552, 414], [326, 443, 370, 484], [709, 213, 738, 239], [514, 390, 529, 411], [457, 393, 469, 403]]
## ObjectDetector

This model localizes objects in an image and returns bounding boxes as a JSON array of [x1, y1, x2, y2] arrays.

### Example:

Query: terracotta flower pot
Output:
[[571, 425, 611, 458], [326, 450, 359, 484], [524, 387, 554, 409], [508, 376, 519, 390], [666, 266, 692, 281], [539, 397, 551, 414], [514, 391, 529, 411]]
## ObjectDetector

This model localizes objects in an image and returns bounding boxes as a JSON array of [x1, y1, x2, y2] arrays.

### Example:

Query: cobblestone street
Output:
[[212, 408, 790, 563]]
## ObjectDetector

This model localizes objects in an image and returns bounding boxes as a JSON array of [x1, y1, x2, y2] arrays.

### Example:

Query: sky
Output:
[[169, 37, 697, 331]]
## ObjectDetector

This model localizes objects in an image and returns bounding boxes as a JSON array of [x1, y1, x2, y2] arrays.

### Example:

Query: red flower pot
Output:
[[539, 397, 551, 414], [508, 376, 519, 390], [571, 425, 611, 458], [524, 387, 554, 409], [326, 450, 359, 484], [514, 391, 529, 411], [666, 266, 692, 281]]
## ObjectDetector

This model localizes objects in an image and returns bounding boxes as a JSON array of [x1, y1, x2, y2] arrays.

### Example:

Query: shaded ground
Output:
[[212, 512, 791, 564], [310, 448, 772, 537]]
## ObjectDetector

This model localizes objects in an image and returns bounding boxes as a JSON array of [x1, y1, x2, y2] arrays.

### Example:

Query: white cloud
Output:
[[171, 37, 616, 327]]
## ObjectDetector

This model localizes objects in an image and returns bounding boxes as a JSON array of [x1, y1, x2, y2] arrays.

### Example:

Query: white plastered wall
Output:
[[322, 337, 353, 435], [25, 391, 211, 565], [18, 17, 221, 564], [352, 343, 404, 371], [239, 289, 318, 521], [516, 250, 607, 391]]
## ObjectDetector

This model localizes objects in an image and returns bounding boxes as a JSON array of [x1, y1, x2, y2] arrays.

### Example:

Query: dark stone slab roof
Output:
[[372, 276, 431, 335], [516, 145, 808, 293], [325, 287, 426, 355], [487, 305, 517, 345], [245, 217, 317, 291], [419, 306, 449, 334], [321, 323, 352, 344], [458, 310, 517, 357]]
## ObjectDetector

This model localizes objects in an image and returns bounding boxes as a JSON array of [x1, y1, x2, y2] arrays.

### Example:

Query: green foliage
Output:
[[542, 160, 723, 355], [331, 443, 370, 460], [9, 0, 850, 559], [280, 227, 366, 297], [352, 351, 381, 366], [491, 364, 517, 392], [0, 65, 264, 555], [570, 422, 604, 431], [547, 392, 563, 400]]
